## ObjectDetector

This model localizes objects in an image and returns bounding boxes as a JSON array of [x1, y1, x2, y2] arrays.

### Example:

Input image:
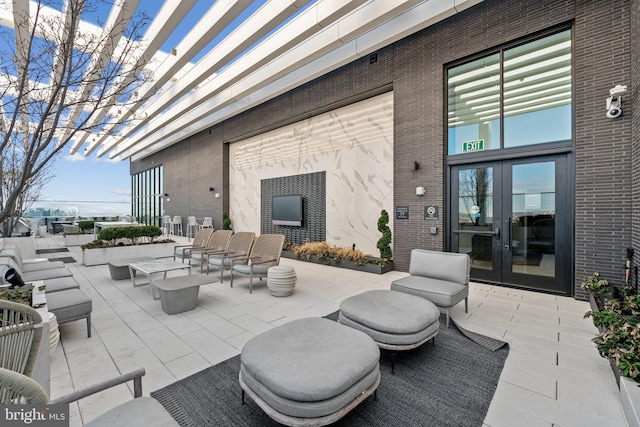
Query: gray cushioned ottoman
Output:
[[339, 290, 440, 371], [240, 317, 380, 426], [47, 289, 92, 338]]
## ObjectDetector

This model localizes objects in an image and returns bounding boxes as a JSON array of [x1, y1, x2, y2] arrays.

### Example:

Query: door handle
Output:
[[493, 227, 500, 239], [504, 218, 511, 250]]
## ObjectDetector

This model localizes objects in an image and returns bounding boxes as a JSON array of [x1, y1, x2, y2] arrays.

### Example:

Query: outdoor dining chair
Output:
[[0, 300, 43, 377]]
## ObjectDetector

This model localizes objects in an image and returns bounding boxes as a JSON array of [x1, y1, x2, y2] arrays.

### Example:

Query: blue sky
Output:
[[36, 0, 309, 217]]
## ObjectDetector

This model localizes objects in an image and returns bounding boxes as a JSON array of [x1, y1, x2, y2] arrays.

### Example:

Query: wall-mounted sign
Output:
[[396, 206, 409, 220], [462, 139, 485, 152], [424, 206, 438, 219]]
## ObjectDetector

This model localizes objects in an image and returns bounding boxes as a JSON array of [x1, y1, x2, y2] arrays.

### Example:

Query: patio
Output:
[[35, 234, 624, 426]]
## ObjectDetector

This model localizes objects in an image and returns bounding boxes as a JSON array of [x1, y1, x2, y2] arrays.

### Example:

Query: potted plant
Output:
[[376, 209, 392, 262], [582, 272, 610, 311]]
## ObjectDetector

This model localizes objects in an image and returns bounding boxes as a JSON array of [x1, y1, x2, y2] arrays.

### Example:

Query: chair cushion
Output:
[[43, 277, 80, 293], [84, 397, 178, 427], [408, 249, 470, 285], [391, 275, 468, 308], [47, 289, 92, 322], [232, 264, 269, 275]]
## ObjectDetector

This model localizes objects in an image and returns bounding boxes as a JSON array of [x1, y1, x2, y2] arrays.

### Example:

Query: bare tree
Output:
[[0, 0, 150, 235]]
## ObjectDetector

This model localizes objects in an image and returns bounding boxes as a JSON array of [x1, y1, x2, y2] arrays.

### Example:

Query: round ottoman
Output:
[[240, 317, 380, 426], [267, 266, 296, 296], [339, 290, 440, 372]]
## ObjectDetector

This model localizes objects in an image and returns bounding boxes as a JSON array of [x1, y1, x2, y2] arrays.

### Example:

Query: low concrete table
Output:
[[128, 259, 192, 300], [109, 257, 154, 280], [153, 274, 219, 314], [339, 290, 440, 373], [240, 317, 380, 425]]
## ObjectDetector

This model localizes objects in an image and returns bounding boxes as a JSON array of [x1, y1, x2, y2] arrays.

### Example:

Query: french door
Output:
[[450, 154, 572, 294]]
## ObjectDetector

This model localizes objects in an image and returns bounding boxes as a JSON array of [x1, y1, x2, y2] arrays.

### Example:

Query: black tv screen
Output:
[[272, 195, 303, 226]]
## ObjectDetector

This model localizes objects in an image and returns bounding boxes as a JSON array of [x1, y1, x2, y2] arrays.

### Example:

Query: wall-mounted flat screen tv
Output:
[[272, 195, 303, 226]]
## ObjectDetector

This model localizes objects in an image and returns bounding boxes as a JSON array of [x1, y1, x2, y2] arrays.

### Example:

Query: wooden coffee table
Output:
[[128, 258, 192, 300]]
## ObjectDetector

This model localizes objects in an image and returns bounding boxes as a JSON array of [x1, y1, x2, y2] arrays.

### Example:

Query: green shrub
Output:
[[78, 220, 94, 231], [97, 225, 162, 245], [223, 212, 232, 231]]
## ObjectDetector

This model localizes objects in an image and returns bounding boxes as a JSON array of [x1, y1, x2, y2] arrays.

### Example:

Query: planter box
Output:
[[281, 251, 394, 274], [621, 376, 640, 427], [64, 234, 95, 247], [82, 242, 178, 266]]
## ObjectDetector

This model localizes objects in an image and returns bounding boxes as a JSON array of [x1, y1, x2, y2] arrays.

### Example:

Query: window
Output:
[[132, 165, 163, 226], [448, 29, 572, 155]]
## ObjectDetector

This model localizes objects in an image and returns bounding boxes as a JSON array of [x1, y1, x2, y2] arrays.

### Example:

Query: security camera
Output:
[[606, 105, 622, 119], [606, 96, 623, 118]]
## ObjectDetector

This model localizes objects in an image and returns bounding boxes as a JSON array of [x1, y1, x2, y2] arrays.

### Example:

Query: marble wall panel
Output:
[[229, 92, 393, 256]]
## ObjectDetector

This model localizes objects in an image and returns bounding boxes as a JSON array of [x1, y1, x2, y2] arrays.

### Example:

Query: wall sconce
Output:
[[209, 187, 215, 192], [164, 193, 169, 197], [416, 186, 425, 197], [606, 84, 627, 118], [215, 193, 220, 198]]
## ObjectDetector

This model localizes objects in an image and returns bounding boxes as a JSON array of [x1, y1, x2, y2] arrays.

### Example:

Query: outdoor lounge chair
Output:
[[390, 249, 471, 327], [204, 231, 255, 282], [173, 228, 214, 262], [0, 257, 72, 282], [189, 230, 232, 271], [0, 300, 43, 377], [0, 367, 178, 425], [230, 234, 285, 293]]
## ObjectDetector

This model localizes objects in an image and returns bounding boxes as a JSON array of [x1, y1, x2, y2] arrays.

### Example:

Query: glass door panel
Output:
[[509, 162, 555, 277], [450, 155, 571, 294]]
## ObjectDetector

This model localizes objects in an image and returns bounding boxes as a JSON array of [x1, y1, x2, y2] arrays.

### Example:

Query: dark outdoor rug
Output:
[[35, 248, 69, 254], [47, 256, 76, 264], [152, 312, 509, 427]]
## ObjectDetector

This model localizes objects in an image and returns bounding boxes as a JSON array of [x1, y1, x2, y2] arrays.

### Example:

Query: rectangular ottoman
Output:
[[47, 289, 92, 338]]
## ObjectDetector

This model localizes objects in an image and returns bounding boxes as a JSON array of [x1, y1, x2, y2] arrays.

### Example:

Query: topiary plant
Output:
[[223, 212, 232, 231], [376, 209, 392, 260]]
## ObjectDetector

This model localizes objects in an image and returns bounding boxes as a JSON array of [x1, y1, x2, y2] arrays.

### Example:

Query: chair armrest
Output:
[[49, 368, 146, 405], [174, 244, 196, 249]]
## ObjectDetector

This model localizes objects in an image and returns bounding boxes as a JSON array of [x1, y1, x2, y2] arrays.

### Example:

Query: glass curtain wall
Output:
[[132, 165, 163, 226]]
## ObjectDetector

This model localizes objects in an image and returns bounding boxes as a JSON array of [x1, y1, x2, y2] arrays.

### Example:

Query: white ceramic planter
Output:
[[82, 242, 177, 266], [64, 234, 95, 247]]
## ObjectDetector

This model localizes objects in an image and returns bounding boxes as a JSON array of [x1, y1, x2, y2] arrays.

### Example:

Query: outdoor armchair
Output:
[[189, 230, 232, 271], [204, 231, 255, 282], [230, 234, 285, 293], [0, 367, 178, 426], [390, 249, 471, 327], [0, 300, 43, 377], [173, 228, 214, 263]]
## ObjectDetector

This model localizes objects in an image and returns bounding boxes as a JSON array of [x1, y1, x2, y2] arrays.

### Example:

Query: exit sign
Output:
[[462, 139, 485, 152]]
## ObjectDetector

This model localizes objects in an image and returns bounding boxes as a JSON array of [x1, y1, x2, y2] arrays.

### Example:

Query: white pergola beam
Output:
[[126, 0, 481, 160]]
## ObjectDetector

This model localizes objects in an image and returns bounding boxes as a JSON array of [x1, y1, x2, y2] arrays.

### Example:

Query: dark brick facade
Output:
[[132, 0, 636, 298]]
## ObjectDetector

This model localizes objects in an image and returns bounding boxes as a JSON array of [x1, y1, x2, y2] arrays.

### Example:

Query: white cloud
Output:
[[63, 152, 86, 162], [112, 189, 131, 196]]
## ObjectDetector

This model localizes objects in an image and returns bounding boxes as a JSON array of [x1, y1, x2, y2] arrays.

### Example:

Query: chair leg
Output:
[[465, 297, 468, 313], [249, 268, 253, 294], [446, 308, 450, 328], [87, 313, 92, 338]]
